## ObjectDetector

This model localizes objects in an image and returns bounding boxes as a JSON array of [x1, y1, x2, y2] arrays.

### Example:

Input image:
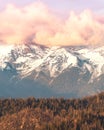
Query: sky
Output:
[[1, 0, 104, 14], [0, 0, 104, 46]]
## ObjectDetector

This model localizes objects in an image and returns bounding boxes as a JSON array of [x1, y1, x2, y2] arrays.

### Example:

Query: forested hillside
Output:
[[0, 92, 104, 130]]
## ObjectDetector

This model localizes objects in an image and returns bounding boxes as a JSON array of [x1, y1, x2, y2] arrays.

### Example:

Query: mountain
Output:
[[0, 43, 104, 98]]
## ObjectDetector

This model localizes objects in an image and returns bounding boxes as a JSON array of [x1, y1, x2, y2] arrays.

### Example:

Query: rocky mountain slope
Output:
[[0, 43, 104, 98]]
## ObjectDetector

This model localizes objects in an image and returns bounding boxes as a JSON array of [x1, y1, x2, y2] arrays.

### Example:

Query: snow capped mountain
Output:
[[0, 43, 104, 98], [0, 43, 104, 79]]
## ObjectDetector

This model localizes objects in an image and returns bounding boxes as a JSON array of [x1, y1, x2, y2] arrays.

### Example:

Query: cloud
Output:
[[0, 2, 104, 46]]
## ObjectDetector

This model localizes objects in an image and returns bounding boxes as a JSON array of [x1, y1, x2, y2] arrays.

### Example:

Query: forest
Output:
[[0, 92, 104, 130]]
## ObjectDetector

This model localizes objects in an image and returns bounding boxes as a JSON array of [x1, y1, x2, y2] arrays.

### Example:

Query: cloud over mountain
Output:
[[0, 2, 104, 46]]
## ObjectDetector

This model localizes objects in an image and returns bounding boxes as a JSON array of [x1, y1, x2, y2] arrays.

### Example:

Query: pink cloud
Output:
[[0, 2, 104, 46]]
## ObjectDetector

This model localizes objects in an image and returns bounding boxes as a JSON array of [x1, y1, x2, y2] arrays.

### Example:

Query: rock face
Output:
[[0, 43, 104, 98]]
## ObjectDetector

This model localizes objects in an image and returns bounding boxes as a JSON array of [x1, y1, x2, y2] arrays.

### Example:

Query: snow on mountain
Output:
[[39, 47, 77, 78], [0, 43, 104, 81], [78, 47, 104, 80], [0, 43, 104, 98]]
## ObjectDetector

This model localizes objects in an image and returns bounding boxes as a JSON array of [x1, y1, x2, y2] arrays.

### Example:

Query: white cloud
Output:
[[0, 2, 104, 46]]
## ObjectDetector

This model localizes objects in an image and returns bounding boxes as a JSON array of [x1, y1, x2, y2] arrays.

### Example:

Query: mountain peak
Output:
[[0, 43, 104, 98]]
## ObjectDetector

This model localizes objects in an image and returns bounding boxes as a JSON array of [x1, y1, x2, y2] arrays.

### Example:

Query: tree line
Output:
[[0, 92, 104, 130]]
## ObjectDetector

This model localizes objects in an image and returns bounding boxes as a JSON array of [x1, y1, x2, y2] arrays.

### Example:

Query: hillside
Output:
[[0, 92, 104, 130]]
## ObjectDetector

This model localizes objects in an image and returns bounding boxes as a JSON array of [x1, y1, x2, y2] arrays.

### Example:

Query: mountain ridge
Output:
[[0, 43, 104, 98]]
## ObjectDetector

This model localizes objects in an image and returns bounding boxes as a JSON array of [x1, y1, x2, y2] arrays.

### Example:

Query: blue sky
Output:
[[1, 0, 104, 14]]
